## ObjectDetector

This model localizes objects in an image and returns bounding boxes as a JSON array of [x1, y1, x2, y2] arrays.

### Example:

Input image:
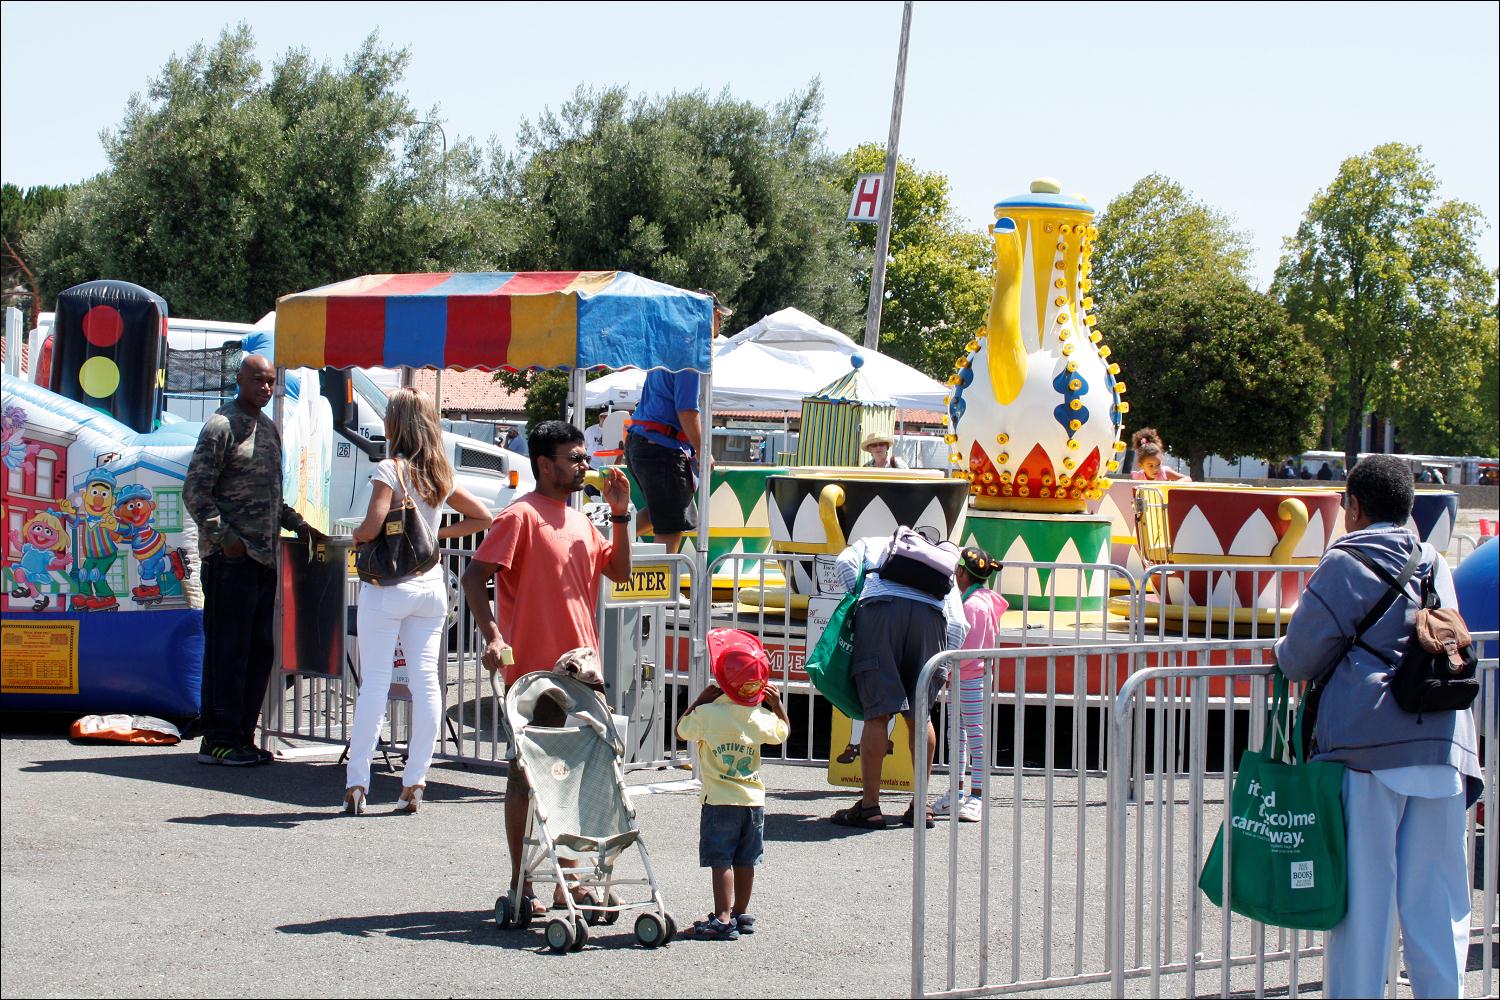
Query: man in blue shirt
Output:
[[624, 369, 705, 554]]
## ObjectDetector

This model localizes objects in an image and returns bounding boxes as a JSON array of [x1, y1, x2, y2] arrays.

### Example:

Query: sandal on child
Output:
[[683, 916, 740, 941], [830, 801, 887, 829], [734, 913, 756, 935]]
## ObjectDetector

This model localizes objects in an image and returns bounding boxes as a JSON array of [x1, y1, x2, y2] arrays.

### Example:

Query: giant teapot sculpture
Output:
[[946, 179, 1127, 513]]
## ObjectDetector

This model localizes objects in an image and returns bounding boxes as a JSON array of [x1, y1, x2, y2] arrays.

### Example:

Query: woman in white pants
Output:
[[344, 389, 490, 815]]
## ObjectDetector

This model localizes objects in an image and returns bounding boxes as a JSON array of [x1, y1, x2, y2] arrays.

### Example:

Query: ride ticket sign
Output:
[[1, 619, 80, 694]]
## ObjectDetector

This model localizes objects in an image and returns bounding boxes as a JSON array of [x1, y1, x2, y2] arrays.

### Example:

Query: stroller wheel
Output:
[[634, 912, 666, 949], [602, 891, 623, 926], [545, 917, 575, 953], [663, 913, 677, 943], [495, 895, 514, 930], [570, 916, 589, 951]]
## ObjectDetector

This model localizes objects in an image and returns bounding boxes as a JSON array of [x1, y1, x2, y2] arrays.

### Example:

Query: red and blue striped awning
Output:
[[274, 271, 712, 372]]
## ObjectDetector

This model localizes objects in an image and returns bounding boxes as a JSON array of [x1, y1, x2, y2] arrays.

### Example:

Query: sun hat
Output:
[[706, 628, 771, 706], [861, 431, 894, 451]]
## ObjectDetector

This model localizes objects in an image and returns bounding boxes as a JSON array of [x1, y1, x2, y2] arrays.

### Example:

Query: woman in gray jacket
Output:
[[1274, 455, 1480, 998]]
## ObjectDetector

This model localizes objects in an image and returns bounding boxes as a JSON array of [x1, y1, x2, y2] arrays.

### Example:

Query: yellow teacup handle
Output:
[[818, 484, 847, 554], [1271, 498, 1309, 565]]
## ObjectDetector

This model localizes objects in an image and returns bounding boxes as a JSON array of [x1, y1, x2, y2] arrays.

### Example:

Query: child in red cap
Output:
[[675, 628, 791, 940]]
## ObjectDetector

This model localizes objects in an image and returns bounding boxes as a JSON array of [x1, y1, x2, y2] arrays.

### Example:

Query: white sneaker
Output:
[[957, 796, 983, 823], [931, 790, 957, 818]]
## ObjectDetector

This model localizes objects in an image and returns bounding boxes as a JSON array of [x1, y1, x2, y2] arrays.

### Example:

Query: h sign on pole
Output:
[[847, 174, 883, 223]]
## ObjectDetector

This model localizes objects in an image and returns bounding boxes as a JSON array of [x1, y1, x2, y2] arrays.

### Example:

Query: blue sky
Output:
[[3, 1, 1496, 291]]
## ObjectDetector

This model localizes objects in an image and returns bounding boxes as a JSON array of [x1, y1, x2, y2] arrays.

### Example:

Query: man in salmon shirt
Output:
[[461, 419, 633, 915]]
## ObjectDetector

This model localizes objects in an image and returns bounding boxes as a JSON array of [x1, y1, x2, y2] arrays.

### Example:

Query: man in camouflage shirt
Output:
[[184, 353, 322, 766]]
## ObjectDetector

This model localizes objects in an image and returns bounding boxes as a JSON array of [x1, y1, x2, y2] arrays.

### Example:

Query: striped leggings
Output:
[[955, 673, 988, 794]]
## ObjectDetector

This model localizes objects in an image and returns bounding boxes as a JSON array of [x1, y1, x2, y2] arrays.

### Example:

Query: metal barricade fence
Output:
[[907, 635, 1498, 999], [262, 545, 706, 773], [707, 551, 1141, 770]]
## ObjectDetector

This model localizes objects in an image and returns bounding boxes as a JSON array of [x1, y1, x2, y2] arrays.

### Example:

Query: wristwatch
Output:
[[609, 512, 631, 524]]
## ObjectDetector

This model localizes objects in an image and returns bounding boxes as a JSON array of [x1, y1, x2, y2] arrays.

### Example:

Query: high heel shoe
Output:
[[343, 786, 366, 816], [394, 785, 424, 814]]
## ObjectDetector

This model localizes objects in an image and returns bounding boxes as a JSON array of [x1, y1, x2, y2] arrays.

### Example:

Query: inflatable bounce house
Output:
[[2, 281, 205, 717], [2, 280, 335, 719]]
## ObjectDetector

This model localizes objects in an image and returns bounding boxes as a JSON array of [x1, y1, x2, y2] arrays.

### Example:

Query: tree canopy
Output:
[[1273, 143, 1495, 467], [24, 25, 505, 322], [502, 83, 863, 334], [1090, 173, 1254, 310], [1108, 276, 1329, 478], [836, 144, 991, 378]]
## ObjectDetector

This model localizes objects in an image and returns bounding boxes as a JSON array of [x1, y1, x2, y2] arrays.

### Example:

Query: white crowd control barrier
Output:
[[262, 546, 707, 772], [907, 635, 1497, 999]]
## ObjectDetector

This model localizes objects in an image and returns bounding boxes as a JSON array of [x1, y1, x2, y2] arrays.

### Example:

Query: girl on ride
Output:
[[343, 389, 491, 815], [1130, 428, 1190, 482]]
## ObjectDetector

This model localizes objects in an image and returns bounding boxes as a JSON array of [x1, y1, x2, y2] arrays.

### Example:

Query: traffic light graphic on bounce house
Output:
[[50, 280, 168, 434]]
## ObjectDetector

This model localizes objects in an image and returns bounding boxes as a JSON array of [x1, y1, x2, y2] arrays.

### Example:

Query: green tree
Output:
[[1273, 143, 1494, 468], [502, 83, 864, 333], [1109, 276, 1329, 479], [836, 144, 991, 378], [1394, 306, 1499, 457], [24, 25, 508, 321], [1, 183, 71, 325], [1091, 173, 1254, 309]]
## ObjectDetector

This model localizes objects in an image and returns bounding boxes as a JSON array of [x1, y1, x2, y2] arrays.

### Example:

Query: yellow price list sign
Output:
[[1, 619, 81, 695]]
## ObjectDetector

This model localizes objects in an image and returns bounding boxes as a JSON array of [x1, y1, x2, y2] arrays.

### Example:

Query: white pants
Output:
[[1325, 769, 1471, 998], [346, 572, 447, 794]]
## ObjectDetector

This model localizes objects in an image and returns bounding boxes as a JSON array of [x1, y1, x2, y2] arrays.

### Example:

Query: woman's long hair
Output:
[[384, 388, 453, 507]]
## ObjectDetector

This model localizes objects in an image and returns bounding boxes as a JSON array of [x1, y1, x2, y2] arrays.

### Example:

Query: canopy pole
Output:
[[692, 369, 713, 699], [569, 369, 588, 511]]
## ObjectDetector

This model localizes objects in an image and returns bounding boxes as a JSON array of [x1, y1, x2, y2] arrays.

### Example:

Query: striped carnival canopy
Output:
[[274, 271, 713, 373]]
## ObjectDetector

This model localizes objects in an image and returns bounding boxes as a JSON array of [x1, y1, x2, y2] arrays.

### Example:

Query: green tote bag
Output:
[[1198, 671, 1347, 931], [805, 567, 866, 722]]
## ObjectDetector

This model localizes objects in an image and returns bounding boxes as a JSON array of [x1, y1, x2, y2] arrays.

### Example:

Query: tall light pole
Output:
[[862, 0, 913, 352]]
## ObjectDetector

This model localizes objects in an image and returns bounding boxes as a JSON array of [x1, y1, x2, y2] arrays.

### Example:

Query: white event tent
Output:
[[583, 307, 949, 412]]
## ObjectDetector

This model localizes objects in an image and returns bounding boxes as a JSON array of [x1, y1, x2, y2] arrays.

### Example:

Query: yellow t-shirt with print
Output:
[[676, 696, 789, 807]]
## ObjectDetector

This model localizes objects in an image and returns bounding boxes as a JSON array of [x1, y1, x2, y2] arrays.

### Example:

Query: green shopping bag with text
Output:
[[1198, 671, 1346, 930], [805, 567, 865, 721]]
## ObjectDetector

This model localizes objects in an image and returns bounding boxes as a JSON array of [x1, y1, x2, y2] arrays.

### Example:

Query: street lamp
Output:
[[414, 119, 448, 201]]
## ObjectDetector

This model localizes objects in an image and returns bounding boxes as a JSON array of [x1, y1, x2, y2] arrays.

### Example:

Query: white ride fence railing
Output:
[[906, 634, 1498, 999]]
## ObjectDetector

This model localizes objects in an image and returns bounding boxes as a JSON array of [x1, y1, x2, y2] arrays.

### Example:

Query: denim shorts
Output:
[[699, 803, 764, 868]]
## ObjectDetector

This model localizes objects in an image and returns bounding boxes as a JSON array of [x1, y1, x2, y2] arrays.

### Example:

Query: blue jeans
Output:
[[699, 803, 764, 868]]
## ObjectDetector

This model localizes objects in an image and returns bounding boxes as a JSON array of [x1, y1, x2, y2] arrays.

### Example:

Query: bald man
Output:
[[184, 355, 322, 766]]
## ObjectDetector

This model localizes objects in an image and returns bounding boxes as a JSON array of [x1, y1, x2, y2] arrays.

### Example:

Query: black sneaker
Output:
[[247, 745, 275, 765], [197, 742, 258, 767]]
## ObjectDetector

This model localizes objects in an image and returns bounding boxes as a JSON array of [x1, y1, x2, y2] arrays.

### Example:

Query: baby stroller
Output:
[[491, 670, 676, 951]]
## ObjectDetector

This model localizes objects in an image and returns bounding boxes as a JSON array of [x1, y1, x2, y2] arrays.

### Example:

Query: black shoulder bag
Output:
[[355, 459, 439, 585]]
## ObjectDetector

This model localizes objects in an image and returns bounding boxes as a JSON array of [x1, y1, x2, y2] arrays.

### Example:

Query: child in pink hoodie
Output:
[[933, 547, 1008, 822]]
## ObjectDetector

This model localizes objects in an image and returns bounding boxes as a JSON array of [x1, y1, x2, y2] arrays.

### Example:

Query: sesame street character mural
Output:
[[2, 405, 40, 475], [59, 468, 123, 612], [111, 483, 190, 606], [7, 511, 69, 611]]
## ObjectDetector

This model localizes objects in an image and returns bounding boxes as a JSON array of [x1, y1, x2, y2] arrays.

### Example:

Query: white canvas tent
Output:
[[583, 307, 949, 412]]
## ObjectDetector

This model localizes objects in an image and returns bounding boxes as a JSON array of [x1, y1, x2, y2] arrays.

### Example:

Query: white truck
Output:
[[25, 313, 533, 525]]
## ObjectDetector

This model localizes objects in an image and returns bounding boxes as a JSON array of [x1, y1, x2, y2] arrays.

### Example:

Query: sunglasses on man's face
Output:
[[548, 450, 591, 466]]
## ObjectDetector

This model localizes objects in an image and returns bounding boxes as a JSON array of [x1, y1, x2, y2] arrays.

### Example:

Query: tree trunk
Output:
[[1188, 447, 1207, 481], [1342, 372, 1365, 473]]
